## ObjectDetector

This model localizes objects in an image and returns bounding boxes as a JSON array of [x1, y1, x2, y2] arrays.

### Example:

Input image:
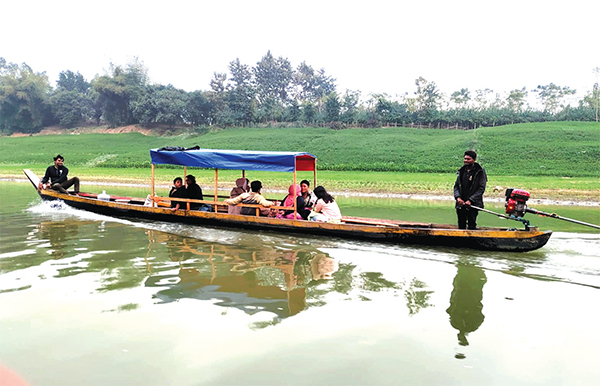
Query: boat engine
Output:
[[505, 188, 530, 217]]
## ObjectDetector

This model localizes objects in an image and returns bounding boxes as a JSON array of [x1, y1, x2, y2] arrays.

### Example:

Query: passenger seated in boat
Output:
[[169, 177, 186, 211], [280, 184, 308, 220], [309, 186, 342, 223], [300, 179, 317, 210], [228, 177, 249, 215], [225, 180, 274, 216], [184, 174, 204, 211]]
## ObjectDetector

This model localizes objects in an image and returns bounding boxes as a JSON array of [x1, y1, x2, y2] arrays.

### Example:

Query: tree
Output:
[[313, 69, 336, 101], [506, 87, 528, 112], [292, 62, 316, 101], [301, 101, 317, 123], [474, 88, 493, 110], [450, 88, 471, 108], [374, 94, 394, 124], [208, 72, 227, 121], [227, 58, 255, 124], [253, 51, 293, 104], [0, 58, 51, 133], [51, 90, 87, 127], [153, 85, 188, 127], [534, 83, 576, 114], [186, 90, 214, 126], [284, 99, 301, 122], [255, 96, 283, 123], [91, 59, 149, 127], [292, 62, 336, 103], [50, 70, 93, 128], [585, 67, 600, 122], [131, 84, 188, 127], [323, 92, 341, 122], [340, 90, 361, 124], [413, 77, 442, 123], [57, 70, 90, 93], [210, 72, 227, 94]]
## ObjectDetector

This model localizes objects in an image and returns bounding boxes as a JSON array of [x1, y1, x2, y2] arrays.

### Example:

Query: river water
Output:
[[1, 182, 599, 385]]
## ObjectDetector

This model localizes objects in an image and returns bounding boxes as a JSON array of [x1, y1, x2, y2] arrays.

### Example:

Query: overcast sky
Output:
[[2, 0, 598, 104]]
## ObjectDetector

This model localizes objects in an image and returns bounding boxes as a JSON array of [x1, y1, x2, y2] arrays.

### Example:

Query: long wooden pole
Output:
[[151, 164, 155, 208]]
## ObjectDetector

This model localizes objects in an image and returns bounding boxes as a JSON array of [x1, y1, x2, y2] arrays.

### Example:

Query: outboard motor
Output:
[[505, 188, 530, 217]]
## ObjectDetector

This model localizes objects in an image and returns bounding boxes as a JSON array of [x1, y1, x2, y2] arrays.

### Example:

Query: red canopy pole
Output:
[[313, 158, 317, 188]]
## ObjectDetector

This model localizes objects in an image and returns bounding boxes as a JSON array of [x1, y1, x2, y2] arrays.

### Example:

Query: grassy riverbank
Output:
[[1, 122, 598, 202], [5, 166, 599, 203]]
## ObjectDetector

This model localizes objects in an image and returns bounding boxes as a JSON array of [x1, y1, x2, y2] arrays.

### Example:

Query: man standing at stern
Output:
[[454, 150, 487, 230], [38, 154, 80, 194]]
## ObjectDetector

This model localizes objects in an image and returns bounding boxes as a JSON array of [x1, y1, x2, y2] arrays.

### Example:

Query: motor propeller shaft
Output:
[[525, 207, 600, 230]]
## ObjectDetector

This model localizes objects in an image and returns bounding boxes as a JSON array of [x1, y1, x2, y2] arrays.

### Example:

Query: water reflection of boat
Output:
[[38, 220, 83, 259], [143, 230, 337, 318], [140, 230, 440, 322], [24, 149, 551, 251]]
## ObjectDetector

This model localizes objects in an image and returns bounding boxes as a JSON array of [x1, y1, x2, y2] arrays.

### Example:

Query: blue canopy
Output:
[[150, 148, 317, 173]]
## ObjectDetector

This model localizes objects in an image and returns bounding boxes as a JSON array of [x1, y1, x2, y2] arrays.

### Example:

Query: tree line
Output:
[[0, 53, 598, 134]]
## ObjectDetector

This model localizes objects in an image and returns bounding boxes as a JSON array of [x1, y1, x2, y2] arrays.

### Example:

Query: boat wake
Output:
[[25, 199, 311, 248], [27, 200, 134, 226]]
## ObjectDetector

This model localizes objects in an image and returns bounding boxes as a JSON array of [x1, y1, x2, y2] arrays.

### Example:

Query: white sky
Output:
[[2, 0, 599, 105]]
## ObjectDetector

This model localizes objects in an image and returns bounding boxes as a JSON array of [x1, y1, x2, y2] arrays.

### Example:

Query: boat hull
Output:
[[34, 190, 552, 252]]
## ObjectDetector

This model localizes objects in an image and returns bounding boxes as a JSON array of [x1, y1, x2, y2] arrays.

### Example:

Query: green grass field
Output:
[[1, 122, 598, 200]]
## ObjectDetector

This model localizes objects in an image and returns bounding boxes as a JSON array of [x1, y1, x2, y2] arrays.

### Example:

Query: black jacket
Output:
[[454, 162, 487, 208], [41, 165, 69, 184], [186, 184, 204, 210], [169, 187, 187, 208]]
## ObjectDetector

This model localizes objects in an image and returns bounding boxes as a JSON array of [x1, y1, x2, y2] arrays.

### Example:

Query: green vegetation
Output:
[[2, 122, 598, 175], [1, 122, 598, 200]]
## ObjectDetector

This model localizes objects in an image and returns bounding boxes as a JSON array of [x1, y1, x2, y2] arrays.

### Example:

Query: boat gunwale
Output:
[[35, 188, 551, 240]]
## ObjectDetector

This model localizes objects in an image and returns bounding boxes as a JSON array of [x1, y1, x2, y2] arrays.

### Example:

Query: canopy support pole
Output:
[[214, 169, 218, 212], [293, 160, 297, 219], [314, 159, 317, 188], [184, 166, 188, 210], [151, 164, 156, 208]]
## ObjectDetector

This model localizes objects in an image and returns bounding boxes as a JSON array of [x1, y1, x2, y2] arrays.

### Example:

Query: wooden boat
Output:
[[24, 148, 552, 252]]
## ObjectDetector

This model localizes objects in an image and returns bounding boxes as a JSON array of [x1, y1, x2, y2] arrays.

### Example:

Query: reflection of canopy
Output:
[[150, 148, 317, 172]]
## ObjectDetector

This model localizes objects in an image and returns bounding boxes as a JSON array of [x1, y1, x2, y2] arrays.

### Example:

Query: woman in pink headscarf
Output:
[[281, 184, 308, 219]]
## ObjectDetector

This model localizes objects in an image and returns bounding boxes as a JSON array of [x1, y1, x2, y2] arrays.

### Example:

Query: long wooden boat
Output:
[[24, 148, 552, 252]]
